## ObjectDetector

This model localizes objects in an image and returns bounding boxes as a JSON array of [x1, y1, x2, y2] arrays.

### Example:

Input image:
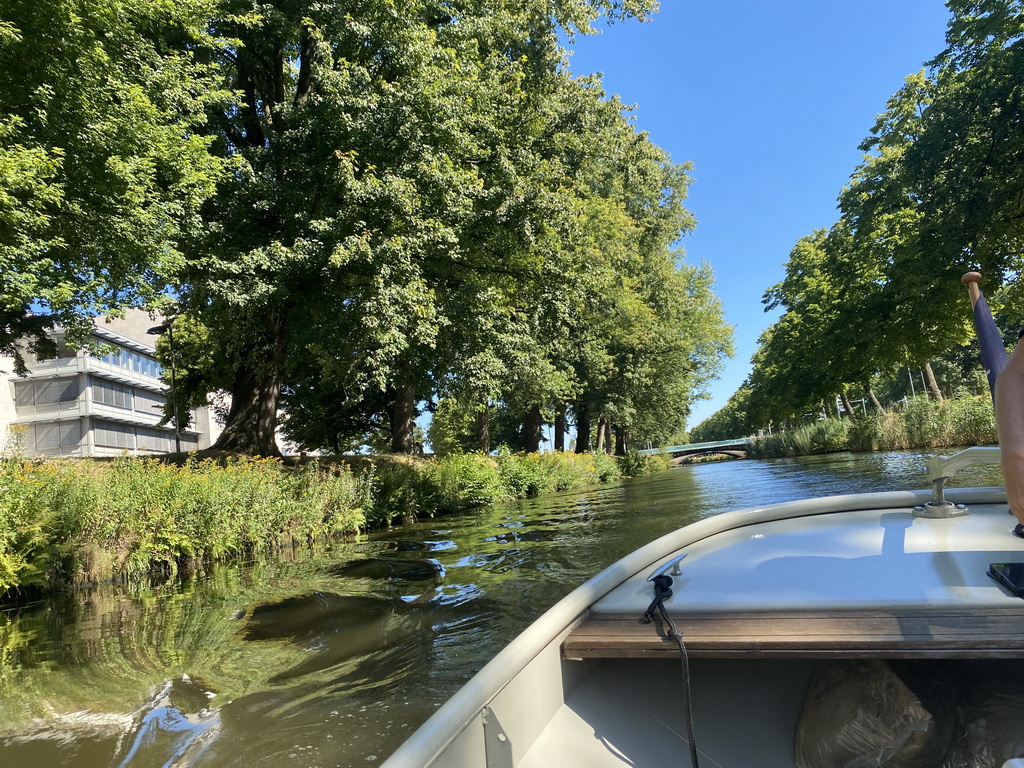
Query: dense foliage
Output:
[[697, 0, 1024, 438], [742, 394, 996, 459], [0, 449, 654, 593], [0, 0, 230, 371], [1, 0, 731, 455], [2, 1, 737, 456]]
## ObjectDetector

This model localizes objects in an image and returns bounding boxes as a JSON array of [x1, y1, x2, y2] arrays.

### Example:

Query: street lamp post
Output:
[[147, 322, 181, 453]]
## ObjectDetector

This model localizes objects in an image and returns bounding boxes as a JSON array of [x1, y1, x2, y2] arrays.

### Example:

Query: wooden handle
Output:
[[962, 271, 983, 306]]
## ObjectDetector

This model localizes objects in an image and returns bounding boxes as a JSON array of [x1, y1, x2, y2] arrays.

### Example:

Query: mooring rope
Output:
[[642, 574, 700, 768]]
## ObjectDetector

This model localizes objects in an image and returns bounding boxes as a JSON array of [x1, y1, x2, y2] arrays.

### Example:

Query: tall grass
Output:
[[360, 449, 626, 522], [0, 449, 642, 594], [0, 457, 369, 591], [753, 395, 997, 459]]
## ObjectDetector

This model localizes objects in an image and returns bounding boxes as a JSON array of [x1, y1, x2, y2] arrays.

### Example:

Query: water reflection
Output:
[[0, 450, 1007, 767], [113, 675, 220, 768], [240, 592, 434, 685], [327, 558, 445, 581]]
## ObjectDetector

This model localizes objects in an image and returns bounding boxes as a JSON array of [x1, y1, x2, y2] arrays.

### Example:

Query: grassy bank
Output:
[[747, 395, 997, 459], [0, 449, 664, 595]]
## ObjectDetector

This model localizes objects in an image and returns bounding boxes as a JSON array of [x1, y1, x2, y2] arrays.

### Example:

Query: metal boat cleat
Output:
[[917, 447, 1002, 518], [647, 553, 687, 580]]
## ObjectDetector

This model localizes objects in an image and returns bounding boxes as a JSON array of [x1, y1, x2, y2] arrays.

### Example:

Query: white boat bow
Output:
[[383, 448, 1024, 768]]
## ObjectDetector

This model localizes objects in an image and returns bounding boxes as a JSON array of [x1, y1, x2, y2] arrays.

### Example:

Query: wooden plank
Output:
[[562, 608, 1024, 660]]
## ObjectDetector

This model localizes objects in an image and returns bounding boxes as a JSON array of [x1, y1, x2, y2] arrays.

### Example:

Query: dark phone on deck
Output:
[[988, 562, 1024, 596]]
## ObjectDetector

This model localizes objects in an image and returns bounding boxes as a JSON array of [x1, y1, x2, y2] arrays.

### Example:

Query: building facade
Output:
[[0, 311, 219, 458]]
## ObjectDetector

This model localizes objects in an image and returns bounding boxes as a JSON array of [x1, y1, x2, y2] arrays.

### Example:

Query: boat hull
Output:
[[382, 486, 1021, 767]]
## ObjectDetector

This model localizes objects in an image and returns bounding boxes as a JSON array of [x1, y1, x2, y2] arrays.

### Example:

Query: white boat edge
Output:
[[381, 473, 1010, 768]]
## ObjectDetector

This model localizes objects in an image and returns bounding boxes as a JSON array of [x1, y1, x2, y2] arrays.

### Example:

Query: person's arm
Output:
[[996, 337, 1024, 525]]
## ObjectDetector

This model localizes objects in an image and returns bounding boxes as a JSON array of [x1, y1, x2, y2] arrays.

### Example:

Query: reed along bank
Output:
[[0, 449, 664, 596]]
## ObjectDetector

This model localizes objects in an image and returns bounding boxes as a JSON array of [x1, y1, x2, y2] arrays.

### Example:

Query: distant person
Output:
[[996, 329, 1024, 529]]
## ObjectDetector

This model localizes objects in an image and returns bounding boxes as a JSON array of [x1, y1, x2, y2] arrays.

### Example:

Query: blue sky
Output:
[[565, 1, 953, 432]]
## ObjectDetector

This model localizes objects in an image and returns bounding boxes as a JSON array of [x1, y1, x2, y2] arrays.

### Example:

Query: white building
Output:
[[0, 311, 219, 458]]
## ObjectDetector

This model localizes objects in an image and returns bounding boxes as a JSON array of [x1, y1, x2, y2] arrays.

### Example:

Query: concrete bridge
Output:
[[637, 438, 750, 462]]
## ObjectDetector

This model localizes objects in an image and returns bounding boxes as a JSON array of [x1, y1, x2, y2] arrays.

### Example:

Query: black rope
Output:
[[642, 574, 700, 768]]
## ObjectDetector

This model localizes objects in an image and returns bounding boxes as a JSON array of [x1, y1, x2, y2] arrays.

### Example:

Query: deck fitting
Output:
[[914, 501, 969, 519]]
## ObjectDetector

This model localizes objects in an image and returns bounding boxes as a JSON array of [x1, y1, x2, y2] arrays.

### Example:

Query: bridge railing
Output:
[[636, 438, 750, 456]]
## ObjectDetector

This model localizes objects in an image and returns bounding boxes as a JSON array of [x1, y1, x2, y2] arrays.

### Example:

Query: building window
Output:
[[96, 420, 186, 454], [136, 425, 171, 453], [101, 346, 122, 367], [25, 421, 82, 455], [93, 420, 135, 450], [94, 343, 161, 379], [92, 379, 133, 410], [14, 378, 81, 408], [133, 388, 165, 416]]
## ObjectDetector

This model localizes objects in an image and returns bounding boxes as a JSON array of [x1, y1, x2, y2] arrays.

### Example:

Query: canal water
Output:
[[0, 451, 1004, 767]]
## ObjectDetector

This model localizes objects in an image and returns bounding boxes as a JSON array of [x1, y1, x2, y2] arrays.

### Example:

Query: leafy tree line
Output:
[[695, 0, 1024, 441], [1, 0, 733, 456]]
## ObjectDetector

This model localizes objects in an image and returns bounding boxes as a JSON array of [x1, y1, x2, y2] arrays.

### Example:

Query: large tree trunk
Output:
[[865, 383, 886, 414], [614, 424, 628, 456], [839, 389, 858, 422], [475, 406, 490, 454], [595, 416, 608, 453], [521, 404, 543, 453], [390, 381, 417, 453], [213, 315, 287, 456], [553, 403, 567, 452], [923, 362, 944, 402], [574, 402, 591, 454]]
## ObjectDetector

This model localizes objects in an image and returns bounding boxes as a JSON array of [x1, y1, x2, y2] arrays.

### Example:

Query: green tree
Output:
[[0, 0, 229, 370], [178, 0, 668, 456], [826, 0, 1024, 386], [691, 385, 753, 442]]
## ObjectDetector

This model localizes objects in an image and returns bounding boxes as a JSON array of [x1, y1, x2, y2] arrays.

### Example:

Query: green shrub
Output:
[[361, 456, 428, 525], [752, 394, 997, 458], [0, 456, 370, 592], [426, 453, 504, 513], [590, 451, 622, 483], [617, 450, 659, 477], [528, 452, 596, 491], [0, 444, 646, 595], [847, 413, 889, 452], [945, 396, 996, 446], [495, 448, 547, 498], [810, 419, 848, 453], [902, 396, 941, 448]]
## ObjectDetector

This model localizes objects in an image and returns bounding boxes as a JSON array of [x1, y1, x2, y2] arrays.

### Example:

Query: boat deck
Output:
[[564, 501, 1024, 661]]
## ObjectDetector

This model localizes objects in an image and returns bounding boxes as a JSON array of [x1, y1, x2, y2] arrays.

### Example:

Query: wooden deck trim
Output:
[[562, 607, 1024, 660]]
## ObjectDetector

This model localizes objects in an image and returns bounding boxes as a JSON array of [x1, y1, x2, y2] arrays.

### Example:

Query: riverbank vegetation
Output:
[[0, 449, 665, 596], [744, 395, 996, 459], [694, 1, 1024, 443]]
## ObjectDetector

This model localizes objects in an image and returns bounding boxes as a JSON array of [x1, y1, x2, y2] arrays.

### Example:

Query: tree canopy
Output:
[[0, 0, 229, 371], [2, 0, 734, 456], [702, 0, 1024, 436]]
